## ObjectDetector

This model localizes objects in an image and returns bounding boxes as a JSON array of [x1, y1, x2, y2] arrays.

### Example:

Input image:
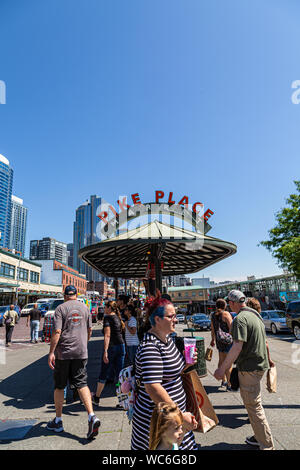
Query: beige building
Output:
[[0, 249, 62, 306], [168, 286, 210, 314]]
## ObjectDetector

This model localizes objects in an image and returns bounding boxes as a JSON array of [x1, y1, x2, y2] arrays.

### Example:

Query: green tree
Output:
[[260, 181, 300, 279]]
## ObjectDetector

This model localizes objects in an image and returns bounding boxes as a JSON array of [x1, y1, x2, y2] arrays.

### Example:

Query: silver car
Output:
[[260, 310, 289, 334]]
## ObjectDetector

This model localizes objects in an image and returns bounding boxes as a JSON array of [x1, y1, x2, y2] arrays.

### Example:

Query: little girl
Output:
[[149, 402, 184, 450]]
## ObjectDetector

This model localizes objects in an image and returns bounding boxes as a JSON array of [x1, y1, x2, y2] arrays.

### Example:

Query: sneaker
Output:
[[226, 385, 232, 391], [116, 403, 123, 410], [87, 415, 101, 440], [221, 381, 228, 387], [46, 418, 64, 433], [245, 435, 260, 447]]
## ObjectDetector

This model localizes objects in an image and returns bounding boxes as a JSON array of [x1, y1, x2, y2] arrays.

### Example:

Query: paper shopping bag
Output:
[[205, 347, 213, 361], [182, 369, 218, 433], [266, 366, 277, 393]]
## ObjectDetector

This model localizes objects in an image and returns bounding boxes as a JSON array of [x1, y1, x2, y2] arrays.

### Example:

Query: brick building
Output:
[[39, 260, 87, 295]]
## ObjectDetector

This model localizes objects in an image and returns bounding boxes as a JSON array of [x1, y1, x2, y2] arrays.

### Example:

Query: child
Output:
[[149, 402, 184, 450]]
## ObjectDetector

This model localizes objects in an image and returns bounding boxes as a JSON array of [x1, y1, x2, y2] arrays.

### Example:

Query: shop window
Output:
[[17, 267, 29, 281], [30, 271, 40, 283], [0, 262, 15, 279]]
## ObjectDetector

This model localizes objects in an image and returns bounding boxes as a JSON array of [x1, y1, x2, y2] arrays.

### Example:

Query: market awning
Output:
[[78, 220, 237, 279]]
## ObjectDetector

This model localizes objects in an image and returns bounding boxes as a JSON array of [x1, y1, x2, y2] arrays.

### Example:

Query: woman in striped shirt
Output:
[[131, 295, 198, 450]]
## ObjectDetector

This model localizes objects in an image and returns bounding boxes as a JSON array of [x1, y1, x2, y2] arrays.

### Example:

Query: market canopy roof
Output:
[[78, 220, 237, 279]]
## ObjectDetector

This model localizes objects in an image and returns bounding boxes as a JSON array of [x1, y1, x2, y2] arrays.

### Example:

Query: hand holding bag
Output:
[[182, 369, 218, 433], [266, 365, 277, 393], [205, 347, 213, 361]]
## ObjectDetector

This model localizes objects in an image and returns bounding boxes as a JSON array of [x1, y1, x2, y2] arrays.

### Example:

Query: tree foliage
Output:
[[260, 181, 300, 279]]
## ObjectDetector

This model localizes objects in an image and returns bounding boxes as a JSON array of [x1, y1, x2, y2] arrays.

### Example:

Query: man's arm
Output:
[[87, 327, 92, 341], [214, 340, 243, 380], [48, 329, 61, 370]]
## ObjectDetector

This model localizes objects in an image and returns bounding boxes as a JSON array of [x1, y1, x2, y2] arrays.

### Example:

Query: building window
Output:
[[17, 267, 29, 281], [0, 262, 15, 279], [30, 271, 40, 283]]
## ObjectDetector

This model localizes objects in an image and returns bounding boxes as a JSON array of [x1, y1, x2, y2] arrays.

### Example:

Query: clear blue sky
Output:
[[0, 0, 299, 282]]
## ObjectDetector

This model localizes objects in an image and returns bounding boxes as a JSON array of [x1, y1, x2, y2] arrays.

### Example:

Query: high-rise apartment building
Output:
[[73, 195, 104, 282], [9, 195, 28, 256], [0, 154, 13, 249], [30, 237, 68, 264], [67, 243, 73, 267]]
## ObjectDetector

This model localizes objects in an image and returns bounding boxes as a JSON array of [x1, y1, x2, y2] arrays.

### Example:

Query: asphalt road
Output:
[[0, 319, 299, 451]]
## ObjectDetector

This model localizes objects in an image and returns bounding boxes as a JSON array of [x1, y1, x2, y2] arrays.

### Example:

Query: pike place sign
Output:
[[96, 191, 214, 240]]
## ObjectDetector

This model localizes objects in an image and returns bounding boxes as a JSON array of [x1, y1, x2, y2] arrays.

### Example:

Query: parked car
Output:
[[0, 305, 11, 327], [191, 314, 211, 331], [41, 298, 64, 342], [260, 310, 289, 334], [37, 302, 49, 317], [21, 303, 36, 316], [286, 300, 300, 340], [176, 314, 185, 323]]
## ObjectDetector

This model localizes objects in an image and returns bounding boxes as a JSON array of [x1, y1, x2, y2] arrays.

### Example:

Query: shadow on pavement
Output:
[[0, 421, 93, 446], [0, 328, 118, 411]]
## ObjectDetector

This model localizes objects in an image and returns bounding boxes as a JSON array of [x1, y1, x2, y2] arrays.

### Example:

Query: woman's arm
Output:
[[145, 383, 197, 432], [103, 326, 111, 363], [222, 311, 233, 332], [210, 319, 216, 346]]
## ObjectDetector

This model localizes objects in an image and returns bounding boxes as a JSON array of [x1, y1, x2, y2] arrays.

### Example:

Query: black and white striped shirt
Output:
[[131, 332, 197, 450]]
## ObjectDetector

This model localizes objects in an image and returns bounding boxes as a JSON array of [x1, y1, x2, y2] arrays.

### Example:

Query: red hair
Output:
[[148, 290, 172, 317]]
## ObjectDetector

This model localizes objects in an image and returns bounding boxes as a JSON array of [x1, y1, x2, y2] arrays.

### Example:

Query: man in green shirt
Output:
[[214, 290, 275, 450]]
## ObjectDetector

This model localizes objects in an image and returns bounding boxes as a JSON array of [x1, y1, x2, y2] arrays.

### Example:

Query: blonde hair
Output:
[[246, 297, 261, 313], [149, 402, 183, 450]]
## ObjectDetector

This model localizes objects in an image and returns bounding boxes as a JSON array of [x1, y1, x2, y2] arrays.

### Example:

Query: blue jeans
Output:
[[127, 345, 138, 365], [30, 320, 40, 342], [98, 343, 125, 384]]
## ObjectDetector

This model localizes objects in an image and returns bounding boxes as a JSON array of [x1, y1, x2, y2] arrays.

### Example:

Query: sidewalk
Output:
[[0, 323, 298, 450]]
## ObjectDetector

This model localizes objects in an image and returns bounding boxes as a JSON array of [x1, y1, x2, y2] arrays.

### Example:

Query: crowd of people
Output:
[[3, 284, 275, 449]]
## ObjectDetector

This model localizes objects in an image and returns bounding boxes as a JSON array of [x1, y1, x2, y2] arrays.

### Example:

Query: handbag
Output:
[[230, 367, 239, 391], [181, 369, 218, 433], [205, 347, 213, 361], [215, 314, 232, 346]]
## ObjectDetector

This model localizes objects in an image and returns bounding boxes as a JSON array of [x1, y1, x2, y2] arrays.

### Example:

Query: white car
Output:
[[21, 303, 37, 316]]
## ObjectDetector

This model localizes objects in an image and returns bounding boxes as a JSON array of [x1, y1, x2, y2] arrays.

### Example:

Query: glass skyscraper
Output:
[[73, 195, 104, 282], [9, 195, 28, 256], [0, 154, 13, 249]]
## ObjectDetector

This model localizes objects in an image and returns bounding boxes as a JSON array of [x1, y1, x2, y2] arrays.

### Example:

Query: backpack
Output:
[[116, 334, 162, 423], [116, 365, 139, 423], [5, 312, 12, 326]]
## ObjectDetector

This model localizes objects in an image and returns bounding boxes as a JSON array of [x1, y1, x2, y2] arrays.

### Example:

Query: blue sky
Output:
[[0, 0, 299, 282]]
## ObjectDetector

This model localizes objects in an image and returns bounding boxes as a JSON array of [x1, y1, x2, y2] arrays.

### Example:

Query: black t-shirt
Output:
[[103, 314, 124, 346], [29, 308, 41, 321]]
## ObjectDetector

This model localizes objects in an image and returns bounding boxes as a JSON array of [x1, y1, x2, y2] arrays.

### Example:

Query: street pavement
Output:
[[0, 317, 299, 451]]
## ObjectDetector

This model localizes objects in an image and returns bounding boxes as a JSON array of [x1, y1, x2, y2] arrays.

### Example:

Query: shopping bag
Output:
[[181, 369, 218, 433], [205, 347, 213, 361], [266, 366, 277, 393]]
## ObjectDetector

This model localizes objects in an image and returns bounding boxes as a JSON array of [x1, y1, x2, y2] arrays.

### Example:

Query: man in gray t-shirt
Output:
[[47, 285, 100, 440], [54, 299, 92, 360]]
